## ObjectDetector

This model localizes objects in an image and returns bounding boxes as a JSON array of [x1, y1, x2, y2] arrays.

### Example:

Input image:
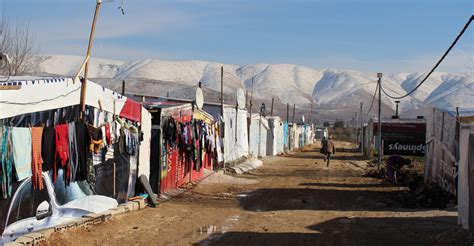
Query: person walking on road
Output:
[[321, 136, 336, 167]]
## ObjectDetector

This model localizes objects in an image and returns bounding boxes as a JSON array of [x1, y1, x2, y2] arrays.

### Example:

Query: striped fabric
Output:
[[31, 127, 44, 190]]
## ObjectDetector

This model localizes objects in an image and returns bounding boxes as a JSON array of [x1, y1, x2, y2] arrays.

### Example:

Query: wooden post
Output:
[[286, 103, 290, 151], [245, 90, 249, 109], [270, 97, 274, 116], [248, 78, 254, 143], [121, 80, 126, 95], [220, 66, 224, 118], [79, 0, 102, 119], [292, 104, 296, 124], [220, 66, 225, 170]]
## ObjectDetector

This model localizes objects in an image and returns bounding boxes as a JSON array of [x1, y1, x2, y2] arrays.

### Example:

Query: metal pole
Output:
[[79, 0, 102, 119], [395, 100, 400, 118], [121, 80, 126, 95], [377, 73, 383, 169]]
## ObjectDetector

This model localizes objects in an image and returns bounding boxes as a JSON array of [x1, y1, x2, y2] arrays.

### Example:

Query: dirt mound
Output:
[[363, 161, 456, 209]]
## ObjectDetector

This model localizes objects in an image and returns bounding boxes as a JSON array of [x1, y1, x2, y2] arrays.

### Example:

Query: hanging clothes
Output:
[[1, 127, 13, 199], [68, 122, 79, 183], [11, 127, 32, 181], [75, 121, 89, 182], [87, 124, 104, 154], [41, 126, 56, 172], [163, 117, 177, 148], [87, 124, 104, 187], [31, 127, 44, 190], [0, 126, 4, 198], [54, 124, 69, 183], [105, 123, 112, 145]]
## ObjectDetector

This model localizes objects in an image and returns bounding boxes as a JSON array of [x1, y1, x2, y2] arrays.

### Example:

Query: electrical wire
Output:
[[366, 80, 379, 115], [381, 15, 473, 99], [0, 86, 81, 105]]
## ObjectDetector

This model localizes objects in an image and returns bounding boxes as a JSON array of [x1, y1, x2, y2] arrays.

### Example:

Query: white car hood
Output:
[[61, 195, 118, 213]]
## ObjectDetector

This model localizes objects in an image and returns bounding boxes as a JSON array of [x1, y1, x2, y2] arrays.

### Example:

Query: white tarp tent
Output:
[[0, 77, 151, 180], [249, 114, 268, 158], [0, 78, 133, 119], [267, 116, 284, 156], [138, 109, 152, 179], [458, 124, 474, 231], [424, 108, 457, 194], [223, 106, 249, 163]]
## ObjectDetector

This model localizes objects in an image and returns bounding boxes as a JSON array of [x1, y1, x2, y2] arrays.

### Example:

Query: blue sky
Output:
[[2, 0, 473, 72]]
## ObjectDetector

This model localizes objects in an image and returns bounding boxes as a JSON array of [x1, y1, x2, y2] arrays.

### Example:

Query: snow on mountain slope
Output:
[[400, 72, 446, 101], [28, 54, 474, 119], [34, 54, 125, 78], [311, 69, 423, 117], [425, 74, 474, 111], [238, 64, 324, 105]]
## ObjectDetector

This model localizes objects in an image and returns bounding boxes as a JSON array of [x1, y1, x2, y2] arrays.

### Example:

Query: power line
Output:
[[366, 80, 379, 115], [381, 15, 473, 100], [0, 87, 81, 105]]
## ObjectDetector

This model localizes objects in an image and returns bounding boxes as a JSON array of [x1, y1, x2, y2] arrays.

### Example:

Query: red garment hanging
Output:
[[54, 124, 69, 183]]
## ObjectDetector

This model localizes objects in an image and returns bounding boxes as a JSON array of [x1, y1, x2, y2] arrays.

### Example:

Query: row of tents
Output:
[[0, 77, 317, 243]]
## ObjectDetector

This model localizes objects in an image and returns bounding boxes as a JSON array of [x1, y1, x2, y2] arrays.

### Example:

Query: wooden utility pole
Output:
[[245, 90, 249, 109], [270, 97, 274, 116], [121, 80, 126, 95], [248, 77, 255, 143], [292, 104, 296, 124], [286, 103, 290, 151], [377, 73, 383, 170], [353, 113, 356, 144], [249, 77, 254, 117], [79, 0, 102, 119], [220, 66, 224, 118]]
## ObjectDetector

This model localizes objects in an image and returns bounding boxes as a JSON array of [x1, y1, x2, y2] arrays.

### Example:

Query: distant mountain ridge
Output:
[[29, 54, 474, 120]]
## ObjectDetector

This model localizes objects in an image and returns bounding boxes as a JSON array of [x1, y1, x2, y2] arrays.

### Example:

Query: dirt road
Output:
[[45, 143, 468, 245]]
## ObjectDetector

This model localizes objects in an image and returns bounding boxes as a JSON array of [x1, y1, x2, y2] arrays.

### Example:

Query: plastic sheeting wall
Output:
[[0, 78, 136, 120], [267, 117, 284, 156], [425, 108, 457, 194], [249, 114, 268, 158], [138, 109, 152, 179], [458, 125, 474, 231], [223, 107, 249, 163], [283, 122, 289, 151]]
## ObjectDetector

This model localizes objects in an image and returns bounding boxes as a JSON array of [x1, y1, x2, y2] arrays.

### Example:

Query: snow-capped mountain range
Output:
[[30, 54, 474, 121]]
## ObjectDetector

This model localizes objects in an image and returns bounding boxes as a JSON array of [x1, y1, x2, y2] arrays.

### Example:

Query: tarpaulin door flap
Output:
[[120, 99, 142, 122]]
